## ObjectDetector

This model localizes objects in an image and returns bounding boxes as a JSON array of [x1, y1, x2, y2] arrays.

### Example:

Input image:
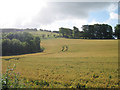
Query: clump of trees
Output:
[[59, 27, 72, 38], [82, 24, 113, 39], [59, 24, 120, 39], [59, 26, 82, 39], [2, 32, 43, 56]]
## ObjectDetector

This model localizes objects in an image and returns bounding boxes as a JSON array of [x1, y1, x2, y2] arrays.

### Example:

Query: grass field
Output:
[[2, 38, 118, 88], [28, 31, 59, 39]]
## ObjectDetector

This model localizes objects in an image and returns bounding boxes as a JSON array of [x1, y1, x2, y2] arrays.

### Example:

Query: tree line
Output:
[[2, 32, 43, 56], [59, 26, 82, 39], [59, 24, 120, 39], [1, 28, 37, 33]]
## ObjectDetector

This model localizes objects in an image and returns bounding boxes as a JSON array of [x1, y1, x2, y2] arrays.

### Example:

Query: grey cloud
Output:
[[30, 2, 111, 26]]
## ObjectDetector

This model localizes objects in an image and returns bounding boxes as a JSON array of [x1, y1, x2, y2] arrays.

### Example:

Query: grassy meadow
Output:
[[2, 38, 118, 88], [29, 31, 59, 39]]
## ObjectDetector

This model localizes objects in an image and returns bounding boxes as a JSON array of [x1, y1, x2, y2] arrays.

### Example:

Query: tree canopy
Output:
[[82, 24, 113, 39], [114, 24, 120, 39], [59, 26, 80, 39], [59, 24, 114, 39], [2, 32, 42, 56]]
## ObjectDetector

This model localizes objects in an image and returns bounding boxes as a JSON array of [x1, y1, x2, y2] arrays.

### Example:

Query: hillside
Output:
[[28, 31, 59, 39], [2, 38, 118, 88]]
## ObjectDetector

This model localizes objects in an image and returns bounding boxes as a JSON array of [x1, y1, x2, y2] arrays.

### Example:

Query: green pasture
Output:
[[28, 31, 59, 39]]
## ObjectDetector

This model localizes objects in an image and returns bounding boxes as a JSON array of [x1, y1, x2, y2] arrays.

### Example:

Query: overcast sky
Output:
[[0, 0, 119, 31]]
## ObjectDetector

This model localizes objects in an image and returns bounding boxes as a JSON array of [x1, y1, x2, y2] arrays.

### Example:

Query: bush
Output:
[[2, 64, 20, 89], [2, 64, 33, 89], [1, 64, 50, 88]]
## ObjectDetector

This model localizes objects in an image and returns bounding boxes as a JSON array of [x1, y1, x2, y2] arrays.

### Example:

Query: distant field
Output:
[[2, 38, 118, 88], [29, 31, 59, 39]]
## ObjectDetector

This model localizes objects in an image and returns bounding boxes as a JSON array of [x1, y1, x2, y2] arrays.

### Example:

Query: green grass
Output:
[[2, 38, 118, 88], [28, 31, 59, 39]]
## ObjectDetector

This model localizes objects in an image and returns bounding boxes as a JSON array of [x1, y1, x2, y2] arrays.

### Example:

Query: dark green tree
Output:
[[2, 39, 12, 56], [59, 27, 72, 38], [73, 26, 80, 39], [82, 25, 90, 39], [34, 36, 40, 50], [114, 24, 120, 39], [82, 24, 113, 39], [2, 32, 42, 56]]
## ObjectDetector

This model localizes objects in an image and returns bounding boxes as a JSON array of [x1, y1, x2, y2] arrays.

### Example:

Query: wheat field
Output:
[[2, 38, 118, 88]]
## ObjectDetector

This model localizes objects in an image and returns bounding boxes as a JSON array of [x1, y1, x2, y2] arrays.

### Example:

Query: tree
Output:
[[94, 24, 113, 39], [59, 28, 65, 38], [73, 26, 80, 39], [82, 25, 90, 39], [11, 39, 23, 54], [34, 36, 40, 50], [2, 39, 12, 56], [59, 27, 73, 38], [82, 25, 94, 39], [114, 24, 120, 39]]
